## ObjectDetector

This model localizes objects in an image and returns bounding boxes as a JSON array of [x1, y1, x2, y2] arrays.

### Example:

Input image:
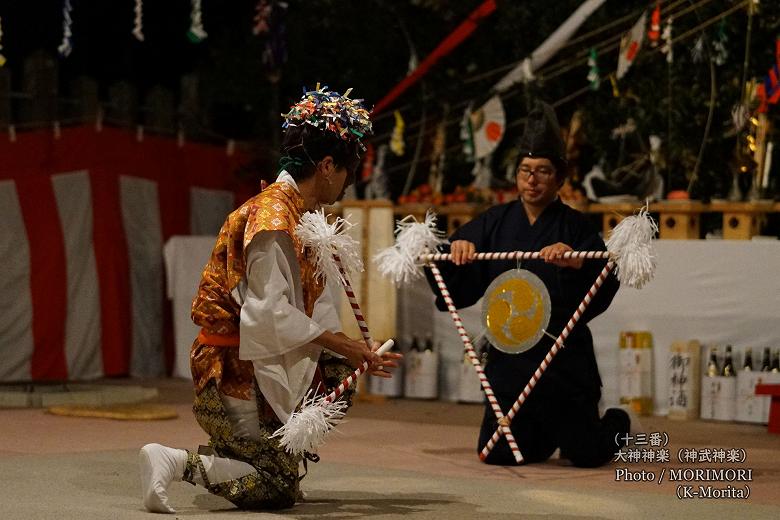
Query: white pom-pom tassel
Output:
[[296, 209, 363, 285], [606, 205, 658, 289], [374, 245, 417, 285], [270, 391, 348, 455], [374, 210, 447, 284]]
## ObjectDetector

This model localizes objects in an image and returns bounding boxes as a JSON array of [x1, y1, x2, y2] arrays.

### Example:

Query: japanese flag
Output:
[[470, 95, 505, 159], [617, 12, 647, 79]]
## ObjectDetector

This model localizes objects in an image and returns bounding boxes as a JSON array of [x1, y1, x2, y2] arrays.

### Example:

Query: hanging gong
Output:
[[481, 269, 551, 354]]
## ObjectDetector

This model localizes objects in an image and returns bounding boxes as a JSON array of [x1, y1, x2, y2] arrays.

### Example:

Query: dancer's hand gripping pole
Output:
[[326, 339, 395, 403], [272, 339, 394, 456]]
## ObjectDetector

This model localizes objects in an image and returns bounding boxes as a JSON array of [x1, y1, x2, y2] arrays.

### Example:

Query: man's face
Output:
[[315, 156, 349, 205], [332, 150, 359, 203], [330, 165, 350, 203], [516, 157, 560, 207]]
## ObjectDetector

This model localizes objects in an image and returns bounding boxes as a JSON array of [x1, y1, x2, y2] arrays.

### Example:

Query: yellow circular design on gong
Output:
[[481, 269, 551, 354]]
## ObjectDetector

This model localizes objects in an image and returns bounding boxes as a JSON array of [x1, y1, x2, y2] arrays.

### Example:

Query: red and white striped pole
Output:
[[325, 252, 391, 404], [323, 339, 394, 403], [332, 253, 372, 347], [479, 261, 615, 460], [419, 251, 610, 263], [427, 261, 524, 464]]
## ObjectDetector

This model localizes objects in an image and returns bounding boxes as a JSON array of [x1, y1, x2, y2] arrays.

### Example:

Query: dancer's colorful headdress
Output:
[[282, 84, 373, 150]]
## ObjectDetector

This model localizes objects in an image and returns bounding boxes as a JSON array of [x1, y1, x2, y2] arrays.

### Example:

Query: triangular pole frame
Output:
[[425, 250, 614, 463]]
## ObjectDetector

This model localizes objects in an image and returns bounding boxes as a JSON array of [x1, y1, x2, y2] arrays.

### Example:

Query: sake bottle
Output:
[[706, 347, 720, 377], [742, 347, 753, 371], [721, 345, 735, 376], [760, 347, 771, 372], [424, 333, 434, 352]]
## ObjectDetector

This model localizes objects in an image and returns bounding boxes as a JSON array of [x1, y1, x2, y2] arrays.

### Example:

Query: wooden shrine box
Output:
[[708, 201, 774, 240], [590, 201, 706, 240], [653, 200, 704, 239], [587, 202, 636, 237]]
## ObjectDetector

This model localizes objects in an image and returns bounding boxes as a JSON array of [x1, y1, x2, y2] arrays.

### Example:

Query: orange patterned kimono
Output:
[[190, 181, 325, 403]]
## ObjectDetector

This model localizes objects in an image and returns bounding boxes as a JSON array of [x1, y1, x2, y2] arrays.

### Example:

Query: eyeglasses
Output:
[[517, 166, 556, 180]]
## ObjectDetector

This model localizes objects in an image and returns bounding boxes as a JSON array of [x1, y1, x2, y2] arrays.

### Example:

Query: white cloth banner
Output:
[[591, 239, 780, 414], [163, 236, 215, 379], [120, 175, 165, 378], [0, 180, 34, 381], [0, 172, 237, 382], [52, 171, 104, 380]]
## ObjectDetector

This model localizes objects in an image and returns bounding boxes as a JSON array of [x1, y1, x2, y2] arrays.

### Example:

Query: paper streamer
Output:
[[390, 110, 406, 156], [187, 0, 208, 43], [132, 0, 144, 41], [57, 0, 74, 57]]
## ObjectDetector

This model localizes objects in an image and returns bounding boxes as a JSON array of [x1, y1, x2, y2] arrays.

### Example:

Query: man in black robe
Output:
[[427, 102, 632, 467]]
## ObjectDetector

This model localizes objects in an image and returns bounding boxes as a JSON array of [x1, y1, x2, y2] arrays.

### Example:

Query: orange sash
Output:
[[197, 329, 240, 347]]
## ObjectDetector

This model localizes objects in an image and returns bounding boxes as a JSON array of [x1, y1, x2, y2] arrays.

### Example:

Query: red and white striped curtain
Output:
[[0, 126, 246, 381]]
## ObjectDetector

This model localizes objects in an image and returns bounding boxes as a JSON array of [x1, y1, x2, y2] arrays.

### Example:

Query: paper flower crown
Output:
[[281, 85, 373, 150]]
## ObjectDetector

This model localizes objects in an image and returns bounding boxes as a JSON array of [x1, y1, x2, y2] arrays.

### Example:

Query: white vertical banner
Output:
[[51, 171, 103, 379], [163, 236, 215, 379], [0, 180, 35, 380], [120, 175, 165, 377]]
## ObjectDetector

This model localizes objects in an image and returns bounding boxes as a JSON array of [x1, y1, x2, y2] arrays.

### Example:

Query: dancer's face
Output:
[[317, 156, 349, 204]]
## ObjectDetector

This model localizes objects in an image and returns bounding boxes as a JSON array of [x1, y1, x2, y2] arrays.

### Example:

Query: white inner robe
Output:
[[233, 172, 342, 424]]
